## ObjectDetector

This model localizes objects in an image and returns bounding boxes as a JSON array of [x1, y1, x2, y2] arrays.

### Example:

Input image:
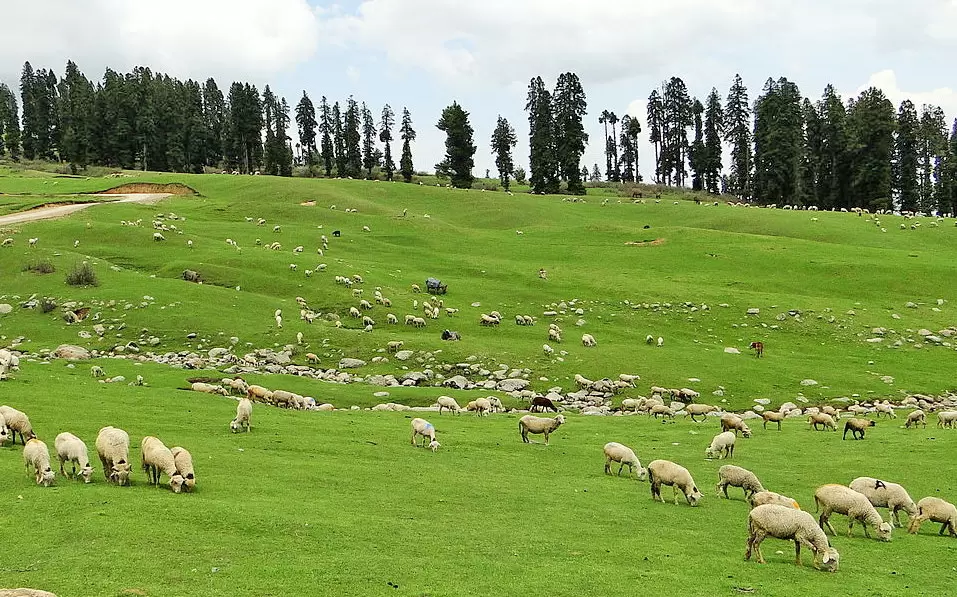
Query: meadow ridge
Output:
[[1, 168, 957, 596]]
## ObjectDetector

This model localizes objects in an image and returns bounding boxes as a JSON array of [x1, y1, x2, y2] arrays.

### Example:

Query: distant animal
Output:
[[843, 418, 876, 440], [332, 230, 341, 237], [632, 191, 642, 198], [750, 341, 764, 357], [529, 396, 559, 413], [441, 329, 461, 341]]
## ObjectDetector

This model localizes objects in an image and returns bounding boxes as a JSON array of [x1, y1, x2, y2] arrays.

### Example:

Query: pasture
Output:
[[1, 167, 957, 595]]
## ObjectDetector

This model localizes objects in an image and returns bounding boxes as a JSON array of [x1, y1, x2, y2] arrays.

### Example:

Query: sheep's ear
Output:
[[822, 551, 831, 563]]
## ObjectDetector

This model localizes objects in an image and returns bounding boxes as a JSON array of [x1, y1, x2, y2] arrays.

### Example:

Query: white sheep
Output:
[[706, 431, 736, 459], [54, 432, 94, 483], [436, 395, 461, 415], [746, 504, 839, 571], [387, 340, 404, 353], [140, 436, 185, 493], [473, 397, 492, 417], [848, 477, 918, 528], [191, 382, 229, 396], [647, 459, 702, 506], [656, 336, 664, 347], [170, 447, 196, 492], [28, 237, 38, 247], [581, 333, 597, 347], [387, 313, 399, 324], [275, 314, 283, 328], [603, 442, 647, 479], [518, 414, 565, 445], [410, 418, 440, 451], [904, 409, 926, 428], [750, 491, 802, 510], [620, 398, 643, 412], [95, 426, 132, 485], [716, 464, 764, 499], [807, 412, 837, 431], [153, 232, 165, 241], [907, 497, 957, 536], [813, 484, 893, 541], [231, 398, 253, 433], [542, 344, 554, 355], [720, 413, 752, 438], [937, 411, 957, 428], [23, 438, 56, 486], [0, 405, 36, 445], [548, 328, 562, 343], [684, 403, 717, 422]]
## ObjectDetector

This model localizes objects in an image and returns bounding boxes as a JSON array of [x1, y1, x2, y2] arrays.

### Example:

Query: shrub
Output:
[[65, 262, 99, 287], [23, 259, 56, 274]]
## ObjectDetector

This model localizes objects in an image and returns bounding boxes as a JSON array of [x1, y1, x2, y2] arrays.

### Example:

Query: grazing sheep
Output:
[[54, 432, 94, 483], [647, 460, 702, 506], [95, 426, 131, 485], [0, 405, 36, 445], [603, 442, 647, 479], [808, 412, 837, 431], [170, 447, 196, 492], [706, 431, 736, 459], [529, 396, 559, 413], [849, 477, 918, 528], [246, 385, 272, 402], [518, 414, 565, 445], [874, 402, 896, 418], [720, 413, 752, 437], [387, 313, 399, 324], [436, 395, 462, 415], [657, 336, 664, 347], [542, 344, 554, 355], [683, 403, 717, 422], [843, 418, 876, 440], [153, 232, 166, 241], [620, 398, 643, 412], [716, 464, 765, 500], [750, 491, 801, 510], [650, 404, 675, 419], [762, 411, 785, 430], [907, 497, 957, 537], [814, 484, 893, 541], [410, 417, 440, 451], [231, 398, 252, 433], [23, 438, 56, 486], [473, 397, 493, 416], [746, 504, 839, 571], [904, 410, 926, 429], [412, 316, 426, 328], [191, 382, 229, 396], [387, 341, 404, 353], [581, 333, 597, 347], [937, 411, 957, 428], [140, 436, 185, 493], [221, 377, 250, 396], [548, 328, 562, 343], [411, 283, 421, 293]]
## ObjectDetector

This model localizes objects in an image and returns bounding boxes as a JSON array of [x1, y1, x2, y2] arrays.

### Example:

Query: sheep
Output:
[[650, 404, 675, 419], [54, 432, 94, 483], [813, 484, 893, 541], [412, 317, 426, 328], [411, 283, 421, 293], [647, 460, 702, 506], [387, 341, 404, 353], [937, 411, 957, 428], [874, 402, 896, 418], [191, 382, 229, 396], [574, 373, 593, 389], [153, 232, 166, 241], [487, 396, 504, 412], [746, 504, 839, 571], [410, 418, 440, 451], [362, 316, 375, 327], [170, 447, 196, 492], [542, 344, 554, 356], [273, 225, 281, 232], [387, 313, 398, 324], [720, 413, 752, 437], [684, 403, 717, 422], [907, 497, 957, 537], [95, 426, 131, 485], [473, 397, 493, 416], [842, 418, 876, 440], [656, 336, 664, 347], [529, 396, 559, 413], [436, 395, 461, 415], [518, 414, 565, 445], [706, 431, 736, 459], [808, 412, 837, 431], [620, 398, 643, 412], [231, 398, 253, 433], [762, 411, 785, 430], [1, 237, 12, 246], [904, 409, 926, 428], [548, 328, 562, 343], [140, 436, 185, 493], [849, 477, 918, 528], [28, 237, 38, 247], [750, 491, 801, 510], [246, 385, 272, 402], [0, 405, 36, 445], [275, 314, 283, 328], [603, 442, 647, 479], [23, 438, 56, 486], [581, 333, 597, 347], [716, 464, 765, 500]]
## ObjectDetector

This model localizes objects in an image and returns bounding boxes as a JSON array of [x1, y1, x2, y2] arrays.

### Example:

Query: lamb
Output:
[[518, 414, 565, 445], [746, 504, 839, 571], [650, 404, 675, 419], [410, 418, 440, 451], [473, 397, 492, 416], [387, 341, 404, 353], [762, 411, 785, 430], [842, 418, 876, 440], [647, 459, 702, 506], [937, 411, 957, 428], [231, 398, 252, 433], [716, 464, 765, 500], [684, 403, 717, 422], [720, 413, 752, 437], [170, 447, 196, 492], [603, 442, 647, 479], [246, 385, 272, 402], [191, 382, 229, 396], [750, 491, 801, 510], [54, 432, 94, 483], [0, 405, 36, 445], [581, 333, 597, 347], [904, 409, 926, 428], [436, 395, 461, 415], [813, 484, 893, 541], [849, 477, 918, 528], [706, 431, 736, 459], [808, 412, 837, 431], [907, 497, 957, 536], [620, 398, 643, 412], [95, 426, 132, 485], [140, 436, 185, 493], [23, 438, 56, 486], [529, 396, 559, 413]]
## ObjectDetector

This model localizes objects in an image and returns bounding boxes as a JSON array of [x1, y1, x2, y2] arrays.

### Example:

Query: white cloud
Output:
[[0, 0, 319, 84], [856, 70, 957, 119]]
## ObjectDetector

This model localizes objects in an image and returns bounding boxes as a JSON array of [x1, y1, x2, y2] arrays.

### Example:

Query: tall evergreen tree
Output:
[[295, 91, 318, 167], [752, 77, 803, 205], [361, 102, 377, 178], [703, 88, 724, 194], [93, 68, 133, 168], [0, 84, 21, 159], [490, 115, 517, 191], [661, 78, 692, 186], [894, 99, 920, 212], [800, 98, 823, 207], [225, 82, 263, 173], [591, 163, 601, 182], [918, 104, 947, 212], [262, 86, 279, 175], [526, 77, 559, 194], [56, 60, 95, 169], [939, 119, 957, 215], [435, 101, 476, 188], [379, 104, 395, 180], [399, 107, 415, 182], [623, 115, 642, 183], [817, 85, 850, 209], [599, 110, 612, 181], [846, 87, 896, 211], [343, 96, 362, 177], [688, 98, 705, 191], [319, 96, 335, 176], [332, 101, 346, 176], [647, 90, 664, 183], [19, 62, 40, 159], [618, 115, 636, 183], [725, 74, 752, 199], [202, 78, 226, 167], [606, 111, 620, 182], [552, 72, 588, 194]]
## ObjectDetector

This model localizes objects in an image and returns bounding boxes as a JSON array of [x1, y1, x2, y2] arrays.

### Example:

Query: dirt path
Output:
[[0, 193, 172, 226]]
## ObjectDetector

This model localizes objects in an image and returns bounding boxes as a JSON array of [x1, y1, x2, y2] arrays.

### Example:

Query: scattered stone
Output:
[[724, 347, 741, 354], [338, 358, 366, 369], [905, 302, 918, 309], [746, 308, 760, 315], [53, 344, 91, 360], [0, 304, 12, 314], [800, 379, 818, 386]]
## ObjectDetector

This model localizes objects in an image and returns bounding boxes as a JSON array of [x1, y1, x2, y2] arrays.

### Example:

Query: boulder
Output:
[[442, 375, 470, 389], [724, 347, 741, 354], [394, 350, 414, 361], [0, 304, 13, 314], [746, 308, 760, 315], [799, 379, 818, 386], [0, 591, 57, 597], [53, 344, 91, 360], [497, 378, 530, 392], [338, 358, 366, 369]]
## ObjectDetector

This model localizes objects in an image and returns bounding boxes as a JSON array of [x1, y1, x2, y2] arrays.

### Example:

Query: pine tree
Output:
[[581, 165, 590, 182], [619, 115, 636, 183], [939, 119, 957, 215], [606, 111, 620, 182], [379, 104, 395, 180], [225, 82, 263, 173], [435, 101, 476, 189], [817, 85, 850, 209], [93, 68, 134, 168], [552, 72, 588, 194], [526, 77, 559, 194], [725, 74, 752, 199], [599, 110, 612, 181], [647, 90, 664, 183], [202, 78, 226, 167], [918, 104, 947, 212], [847, 87, 896, 211], [361, 102, 377, 178], [179, 79, 206, 173], [332, 101, 346, 176], [703, 88, 724, 194], [591, 163, 601, 182], [661, 77, 692, 187], [752, 77, 803, 205], [295, 91, 318, 167], [262, 86, 279, 175], [689, 99, 705, 191], [800, 98, 823, 207], [343, 96, 362, 177], [56, 61, 95, 170], [19, 62, 38, 159], [894, 100, 920, 212], [319, 96, 334, 176], [490, 115, 517, 191], [0, 83, 21, 159], [399, 107, 415, 182]]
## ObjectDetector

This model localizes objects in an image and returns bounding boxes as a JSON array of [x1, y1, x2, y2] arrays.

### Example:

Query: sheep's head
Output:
[[687, 486, 703, 507], [79, 464, 94, 484], [169, 474, 185, 494], [429, 440, 441, 452], [636, 467, 648, 482], [230, 419, 240, 433], [112, 461, 132, 486], [37, 467, 55, 487], [554, 415, 566, 426], [877, 522, 893, 541], [0, 427, 7, 444], [741, 426, 752, 438], [815, 547, 840, 572]]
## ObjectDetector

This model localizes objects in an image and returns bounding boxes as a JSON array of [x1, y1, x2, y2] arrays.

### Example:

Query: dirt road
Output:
[[0, 193, 172, 226]]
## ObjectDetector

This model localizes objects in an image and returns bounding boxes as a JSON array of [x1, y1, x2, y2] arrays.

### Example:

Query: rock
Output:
[[53, 344, 91, 360], [881, 375, 895, 384], [208, 347, 230, 359], [799, 379, 818, 386], [905, 302, 918, 309], [865, 338, 883, 343], [892, 313, 901, 319], [338, 358, 366, 369], [0, 590, 59, 597], [724, 347, 741, 354], [0, 304, 12, 314], [918, 329, 933, 336], [77, 331, 92, 339], [394, 350, 414, 361], [746, 308, 760, 315], [373, 391, 390, 397], [926, 335, 943, 344], [498, 378, 530, 392], [442, 375, 470, 389], [754, 398, 771, 405], [545, 392, 564, 404], [752, 404, 765, 412], [543, 310, 557, 316]]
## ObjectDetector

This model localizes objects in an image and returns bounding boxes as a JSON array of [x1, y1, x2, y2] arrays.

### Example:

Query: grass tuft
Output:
[[65, 261, 99, 286]]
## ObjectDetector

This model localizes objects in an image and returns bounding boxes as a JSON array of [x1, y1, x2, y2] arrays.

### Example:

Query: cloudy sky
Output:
[[2, 0, 956, 180]]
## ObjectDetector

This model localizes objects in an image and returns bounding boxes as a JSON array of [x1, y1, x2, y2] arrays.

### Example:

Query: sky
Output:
[[2, 0, 957, 181]]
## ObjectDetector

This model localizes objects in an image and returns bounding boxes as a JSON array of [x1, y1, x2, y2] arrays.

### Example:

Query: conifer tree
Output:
[[490, 115, 517, 191], [526, 77, 559, 194], [725, 74, 752, 199], [295, 91, 318, 167], [552, 72, 588, 194], [343, 96, 362, 177], [435, 101, 476, 188], [894, 99, 920, 212], [703, 88, 724, 194], [379, 104, 395, 180], [361, 102, 377, 178], [399, 107, 415, 182]]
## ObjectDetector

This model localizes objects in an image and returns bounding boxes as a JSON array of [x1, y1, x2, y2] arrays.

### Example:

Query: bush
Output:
[[23, 259, 56, 274], [65, 262, 99, 287]]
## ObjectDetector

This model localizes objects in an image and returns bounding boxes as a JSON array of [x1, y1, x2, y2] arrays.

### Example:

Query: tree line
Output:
[[0, 60, 417, 180]]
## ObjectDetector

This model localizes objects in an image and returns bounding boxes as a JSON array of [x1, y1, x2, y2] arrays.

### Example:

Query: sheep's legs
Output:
[[892, 510, 903, 528], [793, 541, 803, 566], [747, 533, 766, 564], [673, 486, 681, 505]]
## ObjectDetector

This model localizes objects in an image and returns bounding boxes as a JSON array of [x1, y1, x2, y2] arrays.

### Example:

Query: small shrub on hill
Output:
[[23, 259, 56, 274], [65, 262, 99, 287]]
